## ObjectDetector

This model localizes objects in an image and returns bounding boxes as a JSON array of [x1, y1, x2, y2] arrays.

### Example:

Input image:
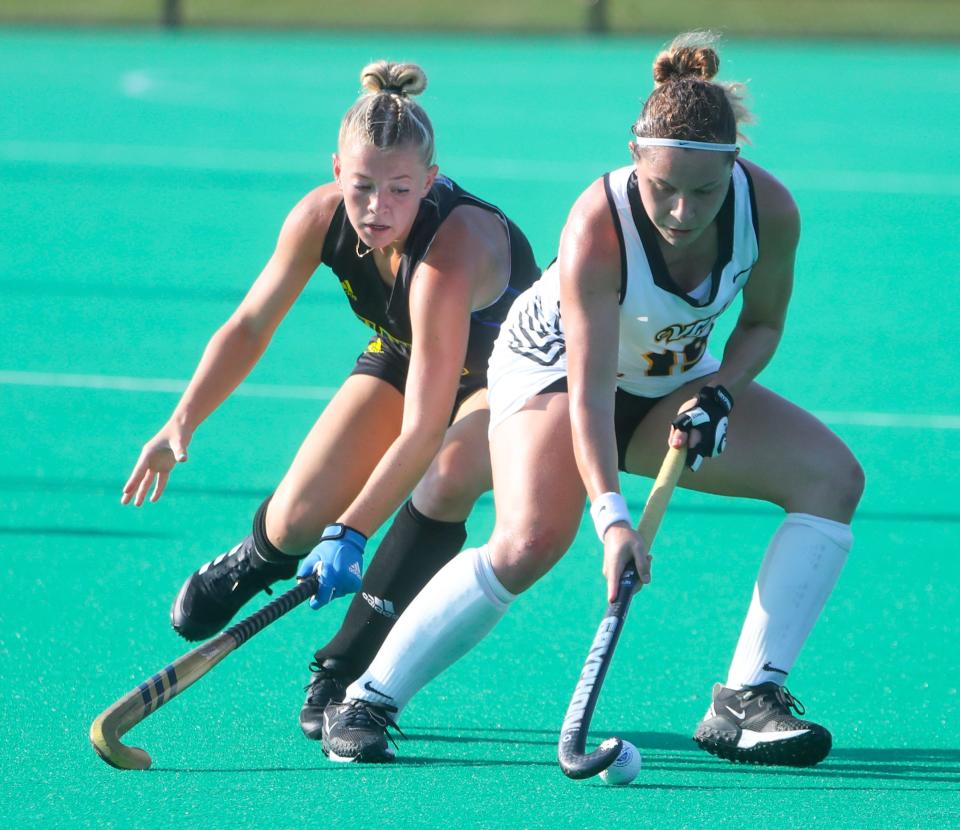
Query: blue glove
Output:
[[296, 524, 366, 610]]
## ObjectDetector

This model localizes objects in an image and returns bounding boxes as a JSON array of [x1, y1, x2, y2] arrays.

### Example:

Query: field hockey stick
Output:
[[90, 574, 318, 770], [557, 445, 685, 779]]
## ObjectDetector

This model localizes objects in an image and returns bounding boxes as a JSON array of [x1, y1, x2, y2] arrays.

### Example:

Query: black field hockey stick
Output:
[[90, 575, 318, 770], [558, 446, 685, 779]]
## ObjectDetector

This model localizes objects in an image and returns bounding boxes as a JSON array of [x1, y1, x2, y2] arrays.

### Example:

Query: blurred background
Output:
[[2, 0, 959, 39], [2, 5, 958, 830]]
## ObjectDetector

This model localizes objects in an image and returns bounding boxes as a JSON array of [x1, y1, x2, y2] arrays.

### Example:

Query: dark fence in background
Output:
[[2, 0, 959, 40], [162, 0, 180, 27], [7, 0, 614, 31]]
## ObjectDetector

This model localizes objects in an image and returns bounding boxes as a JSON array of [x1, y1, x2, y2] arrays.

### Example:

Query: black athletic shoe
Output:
[[170, 536, 297, 641], [321, 699, 403, 763], [693, 682, 832, 767], [300, 659, 348, 740]]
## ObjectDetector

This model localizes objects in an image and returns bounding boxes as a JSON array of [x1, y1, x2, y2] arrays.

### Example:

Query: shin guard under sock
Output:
[[312, 499, 467, 680], [725, 512, 853, 689], [347, 545, 515, 713]]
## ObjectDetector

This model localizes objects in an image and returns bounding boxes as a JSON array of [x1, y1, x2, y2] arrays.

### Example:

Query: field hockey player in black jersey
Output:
[[120, 60, 540, 739]]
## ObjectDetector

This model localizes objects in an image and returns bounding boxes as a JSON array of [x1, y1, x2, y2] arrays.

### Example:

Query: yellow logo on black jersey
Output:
[[355, 314, 412, 350], [365, 334, 469, 374], [340, 279, 358, 301]]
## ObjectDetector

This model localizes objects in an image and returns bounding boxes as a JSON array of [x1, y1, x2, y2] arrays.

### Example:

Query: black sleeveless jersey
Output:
[[319, 174, 540, 379]]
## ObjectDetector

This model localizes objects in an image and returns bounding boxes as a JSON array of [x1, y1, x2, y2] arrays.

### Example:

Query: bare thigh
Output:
[[266, 374, 404, 553], [623, 380, 864, 522], [412, 388, 493, 522], [487, 393, 585, 594]]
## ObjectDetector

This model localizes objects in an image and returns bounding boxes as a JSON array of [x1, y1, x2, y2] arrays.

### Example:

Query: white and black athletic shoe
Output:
[[170, 536, 297, 641], [321, 699, 402, 763], [299, 659, 348, 740], [693, 682, 832, 767]]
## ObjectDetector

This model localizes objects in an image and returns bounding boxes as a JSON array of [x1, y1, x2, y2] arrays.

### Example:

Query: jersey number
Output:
[[643, 337, 707, 377]]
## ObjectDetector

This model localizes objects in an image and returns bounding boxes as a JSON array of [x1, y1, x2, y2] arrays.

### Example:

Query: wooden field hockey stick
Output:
[[557, 446, 686, 779], [90, 575, 318, 770]]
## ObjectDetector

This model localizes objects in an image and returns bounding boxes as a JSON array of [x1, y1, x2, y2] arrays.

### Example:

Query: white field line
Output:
[[811, 411, 960, 430], [2, 140, 960, 195], [0, 370, 336, 401], [1, 370, 957, 428]]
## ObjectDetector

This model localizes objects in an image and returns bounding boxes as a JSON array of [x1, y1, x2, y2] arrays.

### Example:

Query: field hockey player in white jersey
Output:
[[321, 32, 864, 767]]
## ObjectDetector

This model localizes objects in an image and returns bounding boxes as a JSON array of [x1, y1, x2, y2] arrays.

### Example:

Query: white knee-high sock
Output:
[[724, 513, 853, 690], [347, 545, 515, 713]]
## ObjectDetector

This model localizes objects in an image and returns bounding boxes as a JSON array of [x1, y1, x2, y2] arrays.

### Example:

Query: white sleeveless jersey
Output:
[[487, 161, 759, 427], [606, 161, 759, 395]]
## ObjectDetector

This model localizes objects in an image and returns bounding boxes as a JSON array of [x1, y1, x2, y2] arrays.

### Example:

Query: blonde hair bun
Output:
[[360, 60, 427, 97], [339, 60, 435, 165]]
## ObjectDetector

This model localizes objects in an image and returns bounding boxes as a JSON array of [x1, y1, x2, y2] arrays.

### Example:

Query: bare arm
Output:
[[122, 186, 339, 506], [709, 162, 800, 397], [559, 179, 651, 600], [669, 162, 800, 450], [337, 208, 502, 535], [560, 180, 624, 503]]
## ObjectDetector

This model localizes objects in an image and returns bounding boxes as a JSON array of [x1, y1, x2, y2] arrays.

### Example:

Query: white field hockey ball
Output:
[[599, 739, 641, 785]]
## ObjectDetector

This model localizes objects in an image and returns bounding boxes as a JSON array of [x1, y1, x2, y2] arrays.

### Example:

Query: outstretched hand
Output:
[[121, 426, 190, 506]]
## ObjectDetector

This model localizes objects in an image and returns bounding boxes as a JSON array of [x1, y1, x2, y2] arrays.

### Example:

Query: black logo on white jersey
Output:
[[508, 295, 565, 366]]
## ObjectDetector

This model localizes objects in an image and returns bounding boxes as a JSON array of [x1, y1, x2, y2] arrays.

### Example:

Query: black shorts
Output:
[[537, 377, 664, 472], [350, 335, 487, 416]]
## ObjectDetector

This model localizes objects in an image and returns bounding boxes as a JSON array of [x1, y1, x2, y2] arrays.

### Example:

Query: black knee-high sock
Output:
[[312, 499, 467, 680], [249, 496, 299, 578]]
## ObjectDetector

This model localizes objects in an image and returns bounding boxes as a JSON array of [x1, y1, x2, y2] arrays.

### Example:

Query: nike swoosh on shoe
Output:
[[737, 728, 810, 749]]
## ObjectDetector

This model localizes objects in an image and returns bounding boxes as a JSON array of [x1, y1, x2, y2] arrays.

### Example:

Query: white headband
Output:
[[632, 137, 738, 152]]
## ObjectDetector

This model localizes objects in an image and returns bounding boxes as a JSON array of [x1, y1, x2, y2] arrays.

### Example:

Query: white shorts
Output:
[[487, 279, 720, 435], [487, 282, 569, 434]]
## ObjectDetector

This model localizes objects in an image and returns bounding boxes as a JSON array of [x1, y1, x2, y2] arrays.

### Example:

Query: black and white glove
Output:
[[671, 385, 734, 471]]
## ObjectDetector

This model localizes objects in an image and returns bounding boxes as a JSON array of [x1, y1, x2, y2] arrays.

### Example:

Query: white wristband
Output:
[[589, 492, 632, 541]]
